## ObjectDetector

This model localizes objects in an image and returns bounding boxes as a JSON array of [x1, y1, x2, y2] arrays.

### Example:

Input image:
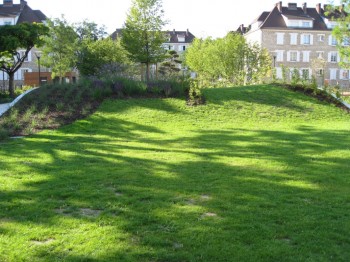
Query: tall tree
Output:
[[41, 17, 77, 83], [121, 0, 168, 82], [0, 23, 49, 97]]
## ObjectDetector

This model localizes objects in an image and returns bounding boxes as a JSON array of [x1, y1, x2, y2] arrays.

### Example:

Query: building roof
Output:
[[110, 28, 196, 44], [165, 29, 195, 44], [0, 0, 46, 24], [239, 2, 347, 34]]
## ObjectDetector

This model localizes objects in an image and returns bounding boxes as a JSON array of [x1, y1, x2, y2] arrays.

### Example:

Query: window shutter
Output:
[[337, 52, 341, 62], [310, 35, 314, 45], [328, 35, 333, 45], [287, 51, 290, 61], [328, 52, 331, 62], [297, 51, 300, 62]]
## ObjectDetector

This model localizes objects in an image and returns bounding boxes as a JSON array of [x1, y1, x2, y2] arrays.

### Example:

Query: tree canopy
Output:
[[0, 22, 49, 97], [185, 33, 271, 87], [121, 0, 168, 82], [41, 18, 129, 79]]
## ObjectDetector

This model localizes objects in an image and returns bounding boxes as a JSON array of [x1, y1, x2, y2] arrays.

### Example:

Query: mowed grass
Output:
[[0, 84, 349, 261]]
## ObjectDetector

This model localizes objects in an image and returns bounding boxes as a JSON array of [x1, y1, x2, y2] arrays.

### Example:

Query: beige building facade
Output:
[[241, 2, 349, 88]]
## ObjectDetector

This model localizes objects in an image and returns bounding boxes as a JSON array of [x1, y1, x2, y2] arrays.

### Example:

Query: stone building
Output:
[[238, 2, 349, 88], [111, 28, 195, 54], [0, 0, 48, 88]]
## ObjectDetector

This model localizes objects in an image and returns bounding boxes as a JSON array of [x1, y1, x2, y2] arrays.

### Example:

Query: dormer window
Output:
[[177, 34, 185, 42], [302, 21, 311, 28], [288, 3, 297, 10]]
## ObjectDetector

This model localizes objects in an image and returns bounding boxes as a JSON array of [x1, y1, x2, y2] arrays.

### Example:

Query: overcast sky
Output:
[[22, 0, 339, 38]]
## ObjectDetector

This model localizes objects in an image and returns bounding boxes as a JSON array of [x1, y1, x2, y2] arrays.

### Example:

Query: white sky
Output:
[[20, 0, 339, 38]]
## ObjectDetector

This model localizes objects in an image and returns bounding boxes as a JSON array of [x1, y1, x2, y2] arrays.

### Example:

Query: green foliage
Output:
[[158, 50, 182, 77], [291, 68, 300, 85], [185, 33, 271, 87], [42, 18, 129, 79], [77, 38, 129, 76], [281, 64, 289, 84], [41, 17, 77, 81], [187, 79, 204, 106], [329, 1, 350, 68], [121, 0, 168, 81], [0, 23, 49, 97]]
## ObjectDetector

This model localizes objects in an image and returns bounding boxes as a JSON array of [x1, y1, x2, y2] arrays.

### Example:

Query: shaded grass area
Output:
[[0, 85, 349, 261]]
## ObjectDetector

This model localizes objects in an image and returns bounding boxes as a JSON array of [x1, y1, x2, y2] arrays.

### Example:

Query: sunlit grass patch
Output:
[[0, 84, 349, 261]]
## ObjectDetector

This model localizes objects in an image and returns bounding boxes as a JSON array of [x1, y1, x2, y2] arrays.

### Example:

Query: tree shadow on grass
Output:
[[0, 116, 349, 260]]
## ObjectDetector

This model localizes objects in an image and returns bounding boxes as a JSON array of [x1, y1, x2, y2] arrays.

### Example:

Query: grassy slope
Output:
[[0, 84, 349, 261]]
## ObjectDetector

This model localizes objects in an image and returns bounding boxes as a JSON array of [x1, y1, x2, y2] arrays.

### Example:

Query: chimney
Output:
[[240, 24, 245, 33], [3, 0, 14, 7], [20, 0, 27, 10], [316, 3, 321, 14], [276, 1, 282, 13], [186, 29, 189, 36], [302, 2, 307, 14]]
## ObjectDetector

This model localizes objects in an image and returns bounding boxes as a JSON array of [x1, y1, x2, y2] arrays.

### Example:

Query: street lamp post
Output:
[[35, 52, 41, 87], [273, 55, 276, 68], [2, 70, 4, 91]]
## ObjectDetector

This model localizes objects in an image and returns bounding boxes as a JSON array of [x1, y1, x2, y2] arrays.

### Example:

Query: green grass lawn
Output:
[[0, 84, 349, 261]]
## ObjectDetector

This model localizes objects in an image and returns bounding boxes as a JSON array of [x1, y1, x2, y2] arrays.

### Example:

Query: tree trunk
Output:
[[146, 62, 150, 83], [8, 72, 15, 98]]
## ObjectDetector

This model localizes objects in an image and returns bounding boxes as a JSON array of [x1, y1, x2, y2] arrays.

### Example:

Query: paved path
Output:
[[0, 103, 10, 117], [0, 87, 39, 117]]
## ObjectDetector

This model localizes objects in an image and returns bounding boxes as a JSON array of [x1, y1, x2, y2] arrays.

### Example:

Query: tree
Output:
[[77, 38, 129, 76], [0, 23, 49, 97], [329, 2, 350, 68], [185, 33, 271, 87], [121, 0, 168, 82], [41, 17, 77, 83], [158, 50, 182, 76]]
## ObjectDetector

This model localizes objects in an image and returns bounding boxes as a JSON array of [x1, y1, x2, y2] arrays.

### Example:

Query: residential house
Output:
[[0, 0, 49, 87], [238, 2, 349, 88], [111, 28, 195, 77]]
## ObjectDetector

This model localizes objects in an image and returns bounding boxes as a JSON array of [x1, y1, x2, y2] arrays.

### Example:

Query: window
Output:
[[276, 67, 282, 79], [330, 35, 337, 46], [316, 51, 324, 59], [318, 34, 325, 42], [302, 34, 311, 45], [343, 37, 350, 46], [289, 51, 298, 62], [4, 21, 12, 25], [275, 50, 284, 62], [302, 22, 311, 27], [276, 33, 284, 45], [182, 46, 186, 51], [330, 69, 337, 80], [316, 69, 324, 76], [289, 20, 299, 27], [330, 52, 338, 63], [301, 69, 310, 80], [290, 33, 298, 45], [302, 51, 310, 62], [19, 51, 28, 62], [340, 69, 349, 79]]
